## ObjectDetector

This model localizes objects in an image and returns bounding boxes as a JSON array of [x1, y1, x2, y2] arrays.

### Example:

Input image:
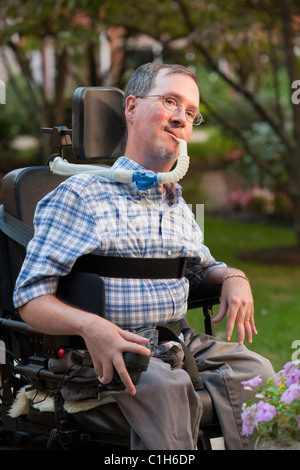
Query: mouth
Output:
[[164, 128, 182, 143]]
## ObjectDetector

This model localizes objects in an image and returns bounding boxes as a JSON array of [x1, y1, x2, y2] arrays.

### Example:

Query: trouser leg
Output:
[[71, 334, 274, 450], [190, 334, 275, 450], [72, 357, 202, 450], [112, 357, 202, 450]]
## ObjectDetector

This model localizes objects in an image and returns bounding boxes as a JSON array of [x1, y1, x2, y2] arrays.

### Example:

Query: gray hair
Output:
[[123, 62, 198, 108]]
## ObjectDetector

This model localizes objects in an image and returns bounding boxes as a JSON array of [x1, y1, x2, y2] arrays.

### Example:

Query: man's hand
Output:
[[82, 316, 150, 395], [212, 274, 257, 344], [202, 268, 257, 344]]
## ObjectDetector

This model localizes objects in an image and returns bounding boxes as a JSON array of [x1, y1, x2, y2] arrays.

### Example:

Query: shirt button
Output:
[[167, 250, 172, 256]]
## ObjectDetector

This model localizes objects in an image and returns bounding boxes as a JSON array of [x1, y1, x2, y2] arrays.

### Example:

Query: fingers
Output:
[[212, 300, 228, 324], [98, 349, 149, 396], [98, 355, 136, 395], [120, 328, 151, 349], [226, 305, 257, 344], [212, 274, 258, 344], [234, 311, 252, 344], [112, 355, 138, 395], [244, 312, 257, 343], [95, 329, 151, 396], [213, 297, 257, 344]]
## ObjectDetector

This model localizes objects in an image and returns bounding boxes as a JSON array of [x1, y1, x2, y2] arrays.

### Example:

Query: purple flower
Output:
[[241, 404, 257, 436], [281, 383, 300, 404], [286, 373, 300, 387], [284, 362, 300, 386], [241, 375, 262, 390], [241, 362, 300, 438], [274, 369, 286, 386], [256, 401, 276, 423], [283, 361, 300, 376]]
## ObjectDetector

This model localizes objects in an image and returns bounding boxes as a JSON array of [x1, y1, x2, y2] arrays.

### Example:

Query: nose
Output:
[[170, 106, 187, 125]]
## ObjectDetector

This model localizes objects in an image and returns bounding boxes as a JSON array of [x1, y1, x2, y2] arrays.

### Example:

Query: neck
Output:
[[124, 145, 177, 173]]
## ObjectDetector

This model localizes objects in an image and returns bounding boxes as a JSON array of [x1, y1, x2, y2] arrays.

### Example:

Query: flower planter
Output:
[[255, 434, 300, 450]]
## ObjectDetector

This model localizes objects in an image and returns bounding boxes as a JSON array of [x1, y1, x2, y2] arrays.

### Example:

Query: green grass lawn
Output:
[[186, 215, 300, 372]]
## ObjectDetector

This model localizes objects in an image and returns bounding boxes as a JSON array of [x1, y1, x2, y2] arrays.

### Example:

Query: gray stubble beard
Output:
[[158, 147, 178, 163]]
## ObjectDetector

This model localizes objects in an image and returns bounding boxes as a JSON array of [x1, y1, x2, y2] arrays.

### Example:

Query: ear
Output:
[[125, 95, 138, 124]]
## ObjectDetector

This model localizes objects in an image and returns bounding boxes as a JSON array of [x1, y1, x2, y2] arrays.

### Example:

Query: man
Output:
[[13, 63, 274, 449]]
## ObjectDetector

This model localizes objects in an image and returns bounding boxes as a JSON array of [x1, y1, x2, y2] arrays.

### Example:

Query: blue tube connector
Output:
[[132, 170, 158, 190]]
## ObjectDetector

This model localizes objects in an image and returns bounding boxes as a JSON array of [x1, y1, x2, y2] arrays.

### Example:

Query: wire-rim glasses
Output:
[[136, 94, 204, 126]]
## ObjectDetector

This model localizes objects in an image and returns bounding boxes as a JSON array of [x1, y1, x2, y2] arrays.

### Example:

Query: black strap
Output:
[[0, 205, 33, 248], [73, 254, 187, 279], [160, 320, 182, 336], [156, 325, 204, 390], [0, 206, 187, 279]]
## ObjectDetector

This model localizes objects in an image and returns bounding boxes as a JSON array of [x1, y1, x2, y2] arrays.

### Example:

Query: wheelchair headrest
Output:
[[72, 86, 127, 160]]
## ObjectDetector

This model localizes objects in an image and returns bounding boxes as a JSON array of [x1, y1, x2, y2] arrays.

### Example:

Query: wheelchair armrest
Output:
[[57, 271, 105, 316], [187, 284, 222, 337], [187, 284, 222, 310]]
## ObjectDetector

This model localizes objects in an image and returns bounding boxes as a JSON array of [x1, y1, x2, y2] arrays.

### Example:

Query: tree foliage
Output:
[[1, 0, 300, 243]]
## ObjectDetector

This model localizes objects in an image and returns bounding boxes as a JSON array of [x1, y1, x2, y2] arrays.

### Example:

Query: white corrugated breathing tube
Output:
[[50, 139, 189, 190]]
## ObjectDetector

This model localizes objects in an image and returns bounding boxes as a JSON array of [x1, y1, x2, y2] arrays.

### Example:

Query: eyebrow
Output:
[[165, 92, 199, 110]]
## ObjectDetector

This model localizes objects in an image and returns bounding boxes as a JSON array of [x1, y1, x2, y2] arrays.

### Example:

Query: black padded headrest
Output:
[[72, 86, 127, 160]]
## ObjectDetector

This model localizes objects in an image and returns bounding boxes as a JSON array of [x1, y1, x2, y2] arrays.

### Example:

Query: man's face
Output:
[[125, 69, 200, 171]]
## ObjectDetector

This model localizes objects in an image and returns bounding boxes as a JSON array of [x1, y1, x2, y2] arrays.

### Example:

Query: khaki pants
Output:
[[72, 335, 274, 450]]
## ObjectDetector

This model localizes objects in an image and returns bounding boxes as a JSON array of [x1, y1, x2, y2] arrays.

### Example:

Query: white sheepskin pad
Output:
[[8, 386, 115, 417]]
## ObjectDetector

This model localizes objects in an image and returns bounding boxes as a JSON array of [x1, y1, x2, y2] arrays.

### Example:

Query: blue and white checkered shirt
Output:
[[13, 157, 225, 330]]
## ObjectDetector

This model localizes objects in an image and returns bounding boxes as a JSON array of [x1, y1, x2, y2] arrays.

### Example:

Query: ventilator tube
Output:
[[49, 139, 189, 190]]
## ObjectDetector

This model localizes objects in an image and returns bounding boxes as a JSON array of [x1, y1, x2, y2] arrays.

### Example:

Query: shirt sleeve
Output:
[[13, 182, 100, 308], [185, 251, 226, 289], [181, 200, 226, 288], [184, 215, 227, 290]]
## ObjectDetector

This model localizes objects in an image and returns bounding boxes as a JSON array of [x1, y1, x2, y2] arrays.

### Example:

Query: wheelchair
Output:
[[0, 86, 222, 450]]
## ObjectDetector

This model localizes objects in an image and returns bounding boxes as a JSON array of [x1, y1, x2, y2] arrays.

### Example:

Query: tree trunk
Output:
[[52, 48, 68, 126], [280, 0, 300, 248]]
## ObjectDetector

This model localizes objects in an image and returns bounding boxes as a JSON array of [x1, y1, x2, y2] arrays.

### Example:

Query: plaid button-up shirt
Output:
[[13, 157, 225, 329]]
